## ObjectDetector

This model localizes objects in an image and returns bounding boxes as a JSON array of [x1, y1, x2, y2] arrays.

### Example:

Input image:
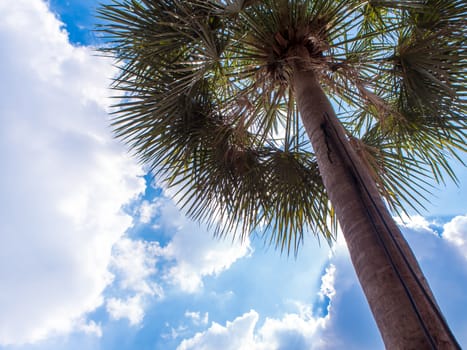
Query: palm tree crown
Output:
[[98, 0, 465, 253]]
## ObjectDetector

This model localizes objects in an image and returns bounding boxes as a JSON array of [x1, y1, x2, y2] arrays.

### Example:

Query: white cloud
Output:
[[106, 296, 145, 326], [0, 0, 144, 345], [105, 238, 163, 325], [185, 311, 209, 326], [76, 320, 103, 338], [176, 263, 337, 350], [138, 199, 162, 224], [318, 264, 336, 301], [257, 312, 328, 350], [443, 214, 467, 259], [150, 197, 252, 293], [111, 238, 163, 297], [395, 214, 435, 232], [177, 307, 330, 350], [253, 265, 336, 350], [163, 325, 189, 341], [102, 195, 253, 326], [177, 311, 259, 350]]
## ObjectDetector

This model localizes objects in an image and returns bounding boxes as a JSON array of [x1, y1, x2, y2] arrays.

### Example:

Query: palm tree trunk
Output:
[[292, 65, 459, 349]]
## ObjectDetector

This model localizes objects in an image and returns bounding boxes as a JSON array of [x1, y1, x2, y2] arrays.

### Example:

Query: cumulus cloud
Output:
[[395, 214, 436, 232], [318, 264, 336, 301], [185, 311, 209, 326], [146, 197, 252, 293], [105, 238, 163, 325], [110, 238, 163, 297], [257, 312, 327, 350], [443, 215, 467, 259], [0, 0, 144, 344], [76, 320, 103, 338], [137, 199, 162, 225], [176, 306, 330, 350], [176, 263, 336, 350], [177, 311, 259, 350], [101, 195, 253, 326], [106, 296, 145, 326]]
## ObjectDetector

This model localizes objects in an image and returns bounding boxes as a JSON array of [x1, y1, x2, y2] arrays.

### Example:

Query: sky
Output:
[[0, 1, 466, 349]]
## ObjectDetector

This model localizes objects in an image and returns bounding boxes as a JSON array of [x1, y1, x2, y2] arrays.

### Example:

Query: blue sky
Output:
[[0, 1, 466, 349]]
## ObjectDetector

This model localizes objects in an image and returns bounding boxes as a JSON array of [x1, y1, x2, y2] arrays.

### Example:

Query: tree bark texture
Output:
[[292, 66, 459, 349]]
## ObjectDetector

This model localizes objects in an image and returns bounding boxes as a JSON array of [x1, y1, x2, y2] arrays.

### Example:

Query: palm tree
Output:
[[97, 0, 465, 348]]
